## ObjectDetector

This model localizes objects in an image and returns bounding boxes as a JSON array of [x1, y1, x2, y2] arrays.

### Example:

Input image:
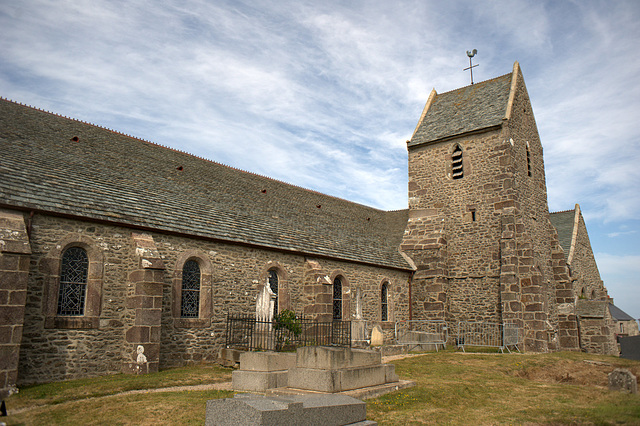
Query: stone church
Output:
[[0, 61, 616, 395]]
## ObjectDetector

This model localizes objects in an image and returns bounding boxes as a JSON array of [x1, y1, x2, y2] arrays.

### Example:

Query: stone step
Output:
[[295, 346, 381, 370], [288, 364, 398, 393]]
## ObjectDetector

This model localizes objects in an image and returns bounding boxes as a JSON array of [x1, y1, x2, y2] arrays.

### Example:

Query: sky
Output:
[[1, 0, 639, 320]]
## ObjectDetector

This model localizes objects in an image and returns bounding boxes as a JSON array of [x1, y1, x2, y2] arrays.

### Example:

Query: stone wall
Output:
[[569, 209, 607, 300], [0, 209, 31, 398], [15, 211, 411, 385], [577, 301, 618, 355], [403, 129, 507, 325]]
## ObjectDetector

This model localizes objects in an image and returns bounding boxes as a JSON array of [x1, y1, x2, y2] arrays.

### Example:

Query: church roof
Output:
[[549, 209, 576, 262], [609, 304, 636, 322], [0, 98, 412, 270], [408, 72, 513, 147]]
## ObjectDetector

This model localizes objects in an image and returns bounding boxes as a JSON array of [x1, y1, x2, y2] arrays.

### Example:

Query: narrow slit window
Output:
[[452, 145, 464, 179], [181, 260, 201, 318], [268, 269, 279, 315], [526, 143, 532, 177], [381, 283, 389, 321], [57, 247, 88, 316], [333, 277, 342, 320]]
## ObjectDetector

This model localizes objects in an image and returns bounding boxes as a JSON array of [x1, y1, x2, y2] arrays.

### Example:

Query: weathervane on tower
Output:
[[464, 49, 478, 84]]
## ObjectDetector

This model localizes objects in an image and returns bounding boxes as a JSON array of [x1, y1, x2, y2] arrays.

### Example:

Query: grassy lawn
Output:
[[4, 351, 640, 425]]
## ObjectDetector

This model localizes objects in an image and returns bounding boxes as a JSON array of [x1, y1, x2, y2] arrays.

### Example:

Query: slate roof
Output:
[[0, 99, 412, 270], [409, 73, 513, 147], [610, 304, 636, 322], [549, 209, 576, 262]]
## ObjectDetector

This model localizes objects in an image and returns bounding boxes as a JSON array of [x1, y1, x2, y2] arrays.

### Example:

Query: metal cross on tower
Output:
[[464, 49, 478, 84]]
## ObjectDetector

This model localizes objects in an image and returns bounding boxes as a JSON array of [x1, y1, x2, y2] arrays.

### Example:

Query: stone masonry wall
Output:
[[403, 128, 509, 326], [16, 212, 411, 384], [501, 67, 562, 352], [570, 211, 607, 301]]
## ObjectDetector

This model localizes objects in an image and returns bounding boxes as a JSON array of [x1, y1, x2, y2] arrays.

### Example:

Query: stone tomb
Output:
[[232, 351, 296, 392], [287, 346, 399, 393], [205, 393, 376, 426]]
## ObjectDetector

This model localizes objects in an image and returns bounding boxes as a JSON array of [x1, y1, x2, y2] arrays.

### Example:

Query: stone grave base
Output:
[[205, 393, 377, 426], [232, 351, 296, 392]]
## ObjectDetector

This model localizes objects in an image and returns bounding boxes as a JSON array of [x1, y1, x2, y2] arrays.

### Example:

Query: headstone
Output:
[[370, 325, 384, 346], [608, 368, 638, 394]]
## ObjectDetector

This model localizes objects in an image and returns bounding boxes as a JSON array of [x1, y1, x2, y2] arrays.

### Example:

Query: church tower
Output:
[[401, 62, 579, 352]]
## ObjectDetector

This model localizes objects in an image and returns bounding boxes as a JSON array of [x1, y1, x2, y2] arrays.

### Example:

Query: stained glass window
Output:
[[381, 283, 389, 321], [181, 260, 201, 318], [57, 247, 88, 316], [333, 277, 342, 320], [268, 269, 278, 315]]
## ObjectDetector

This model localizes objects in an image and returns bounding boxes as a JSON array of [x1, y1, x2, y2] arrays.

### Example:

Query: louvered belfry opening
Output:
[[452, 145, 464, 179]]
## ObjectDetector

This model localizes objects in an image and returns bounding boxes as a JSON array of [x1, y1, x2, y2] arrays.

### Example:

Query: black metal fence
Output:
[[225, 313, 351, 351]]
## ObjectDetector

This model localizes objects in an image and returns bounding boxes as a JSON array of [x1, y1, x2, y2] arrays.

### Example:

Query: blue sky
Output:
[[2, 0, 639, 320]]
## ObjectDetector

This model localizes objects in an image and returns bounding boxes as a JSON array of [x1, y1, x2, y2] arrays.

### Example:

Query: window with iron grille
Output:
[[452, 144, 464, 179], [268, 269, 279, 315], [381, 282, 389, 321], [333, 277, 342, 320], [57, 247, 88, 316], [181, 260, 201, 318]]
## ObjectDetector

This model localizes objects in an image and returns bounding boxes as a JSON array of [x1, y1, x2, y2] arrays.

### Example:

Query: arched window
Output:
[[57, 247, 88, 316], [381, 282, 389, 321], [526, 142, 532, 177], [451, 144, 464, 179], [180, 259, 201, 318], [268, 268, 279, 315], [333, 277, 342, 320]]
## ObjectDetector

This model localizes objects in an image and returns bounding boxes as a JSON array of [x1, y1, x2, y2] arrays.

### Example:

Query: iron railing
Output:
[[456, 321, 521, 353], [225, 313, 351, 351], [394, 320, 448, 351]]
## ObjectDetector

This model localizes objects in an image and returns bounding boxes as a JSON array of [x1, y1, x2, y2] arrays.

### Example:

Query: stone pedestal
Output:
[[232, 351, 296, 392], [287, 346, 399, 393]]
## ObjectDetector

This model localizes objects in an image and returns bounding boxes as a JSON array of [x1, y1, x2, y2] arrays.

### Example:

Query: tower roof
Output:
[[408, 66, 515, 148], [0, 98, 412, 270], [549, 208, 577, 262]]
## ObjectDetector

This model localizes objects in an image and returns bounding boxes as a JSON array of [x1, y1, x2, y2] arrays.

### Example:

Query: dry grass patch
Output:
[[368, 351, 640, 425]]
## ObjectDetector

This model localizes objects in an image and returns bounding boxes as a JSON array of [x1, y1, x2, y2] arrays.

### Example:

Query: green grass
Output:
[[4, 352, 640, 425], [6, 364, 232, 411]]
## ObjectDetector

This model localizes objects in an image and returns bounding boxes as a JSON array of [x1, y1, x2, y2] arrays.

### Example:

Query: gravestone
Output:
[[205, 393, 377, 425], [608, 368, 638, 394], [370, 326, 384, 346]]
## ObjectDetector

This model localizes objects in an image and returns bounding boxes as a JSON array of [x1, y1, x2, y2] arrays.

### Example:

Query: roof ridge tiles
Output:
[[436, 72, 512, 96], [550, 209, 576, 214]]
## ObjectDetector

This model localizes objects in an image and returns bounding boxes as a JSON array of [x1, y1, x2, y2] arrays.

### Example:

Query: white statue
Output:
[[256, 283, 276, 322], [355, 287, 363, 320], [136, 345, 147, 364]]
